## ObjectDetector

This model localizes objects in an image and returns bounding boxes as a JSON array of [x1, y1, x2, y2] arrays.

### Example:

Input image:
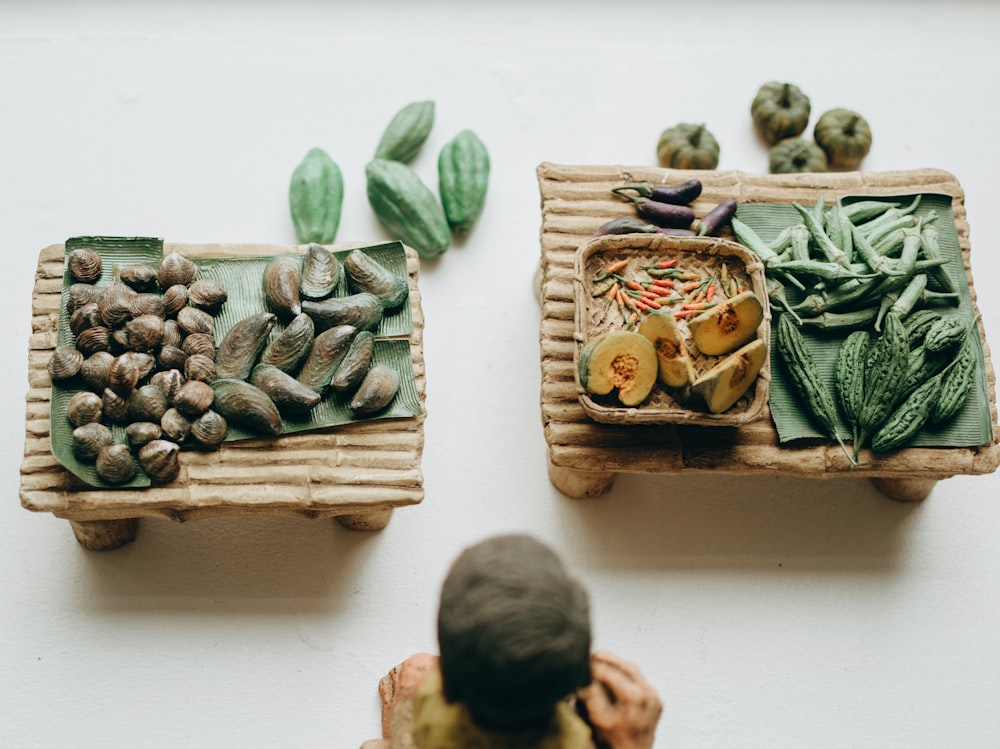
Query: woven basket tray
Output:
[[574, 233, 770, 426]]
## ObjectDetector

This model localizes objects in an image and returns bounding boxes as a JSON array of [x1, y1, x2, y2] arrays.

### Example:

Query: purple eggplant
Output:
[[612, 179, 703, 206], [593, 217, 661, 236], [594, 217, 696, 237], [696, 199, 738, 237], [627, 196, 696, 229]]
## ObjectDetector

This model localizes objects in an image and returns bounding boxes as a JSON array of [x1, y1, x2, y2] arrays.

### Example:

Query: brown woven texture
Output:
[[538, 163, 1000, 479], [576, 233, 770, 427], [21, 242, 426, 523]]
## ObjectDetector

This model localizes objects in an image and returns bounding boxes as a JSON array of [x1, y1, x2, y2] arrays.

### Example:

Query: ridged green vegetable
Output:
[[904, 309, 943, 348], [374, 100, 435, 163], [857, 311, 909, 450], [366, 159, 450, 259], [775, 313, 853, 463], [438, 129, 490, 235], [834, 329, 869, 445], [871, 370, 946, 452], [288, 148, 344, 244], [924, 315, 967, 353], [930, 331, 978, 425]]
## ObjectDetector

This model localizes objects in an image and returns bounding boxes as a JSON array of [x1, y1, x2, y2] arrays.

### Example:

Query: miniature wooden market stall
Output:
[[21, 240, 426, 550], [537, 164, 999, 501]]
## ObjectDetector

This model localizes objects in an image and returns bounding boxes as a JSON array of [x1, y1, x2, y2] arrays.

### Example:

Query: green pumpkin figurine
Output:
[[656, 122, 720, 170], [751, 81, 811, 145], [814, 108, 872, 170], [768, 138, 828, 174]]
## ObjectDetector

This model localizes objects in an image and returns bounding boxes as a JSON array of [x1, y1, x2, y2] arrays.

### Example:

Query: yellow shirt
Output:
[[410, 668, 593, 749]]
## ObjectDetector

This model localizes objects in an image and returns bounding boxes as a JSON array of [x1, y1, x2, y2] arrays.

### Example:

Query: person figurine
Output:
[[362, 534, 662, 749]]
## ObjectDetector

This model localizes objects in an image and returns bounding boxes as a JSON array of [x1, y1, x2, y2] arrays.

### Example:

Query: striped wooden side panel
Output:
[[537, 164, 1000, 479]]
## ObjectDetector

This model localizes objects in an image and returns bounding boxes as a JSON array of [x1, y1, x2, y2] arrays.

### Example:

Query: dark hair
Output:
[[436, 534, 592, 729]]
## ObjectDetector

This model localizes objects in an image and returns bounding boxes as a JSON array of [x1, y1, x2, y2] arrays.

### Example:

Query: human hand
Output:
[[576, 652, 662, 749]]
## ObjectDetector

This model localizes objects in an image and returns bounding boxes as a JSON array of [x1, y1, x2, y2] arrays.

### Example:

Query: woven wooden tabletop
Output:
[[537, 164, 1000, 481], [21, 241, 426, 524]]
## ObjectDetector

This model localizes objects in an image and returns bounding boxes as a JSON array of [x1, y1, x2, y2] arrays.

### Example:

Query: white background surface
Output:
[[2, 2, 999, 747]]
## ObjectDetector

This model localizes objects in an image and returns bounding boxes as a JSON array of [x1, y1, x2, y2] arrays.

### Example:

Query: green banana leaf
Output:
[[50, 237, 423, 489], [735, 194, 993, 450]]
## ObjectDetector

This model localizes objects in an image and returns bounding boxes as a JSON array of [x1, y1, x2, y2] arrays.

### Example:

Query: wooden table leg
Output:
[[548, 461, 616, 499], [69, 518, 139, 550], [870, 477, 938, 502], [337, 507, 394, 532]]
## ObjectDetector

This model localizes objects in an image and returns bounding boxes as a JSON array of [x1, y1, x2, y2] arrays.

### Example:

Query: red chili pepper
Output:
[[705, 284, 716, 303], [658, 258, 679, 269], [624, 280, 644, 291], [674, 309, 697, 319], [684, 302, 708, 311], [644, 298, 662, 309], [651, 278, 675, 289]]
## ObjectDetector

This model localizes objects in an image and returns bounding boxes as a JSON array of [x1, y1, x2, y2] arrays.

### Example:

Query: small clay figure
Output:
[[363, 534, 662, 749]]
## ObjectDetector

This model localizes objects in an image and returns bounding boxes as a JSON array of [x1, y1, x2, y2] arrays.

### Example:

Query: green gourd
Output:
[[870, 369, 946, 452], [930, 331, 978, 425], [814, 108, 872, 170], [656, 123, 720, 170], [751, 81, 812, 145], [834, 329, 869, 445], [374, 100, 435, 163], [438, 129, 490, 235], [775, 313, 850, 460], [365, 159, 451, 259], [288, 148, 344, 245], [768, 138, 828, 174], [857, 311, 909, 449]]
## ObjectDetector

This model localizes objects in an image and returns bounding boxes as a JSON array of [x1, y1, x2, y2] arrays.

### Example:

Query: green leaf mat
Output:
[[51, 237, 423, 489], [736, 194, 993, 450]]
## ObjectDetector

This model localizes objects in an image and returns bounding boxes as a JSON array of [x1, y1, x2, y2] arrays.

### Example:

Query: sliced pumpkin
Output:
[[688, 290, 764, 356], [579, 331, 658, 407], [691, 338, 767, 413], [637, 311, 696, 388]]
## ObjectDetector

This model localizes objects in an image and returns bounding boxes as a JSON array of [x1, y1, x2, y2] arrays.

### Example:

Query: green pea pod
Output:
[[374, 100, 435, 163], [366, 159, 450, 259], [438, 129, 490, 235], [289, 147, 344, 244]]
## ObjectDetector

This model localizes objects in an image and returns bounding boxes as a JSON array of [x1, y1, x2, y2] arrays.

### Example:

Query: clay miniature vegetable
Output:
[[366, 159, 451, 259], [696, 199, 738, 237], [656, 123, 720, 170], [614, 179, 702, 206], [774, 313, 853, 462], [768, 138, 828, 174], [814, 108, 872, 170], [690, 338, 766, 414], [438, 129, 490, 235], [578, 331, 658, 407], [374, 100, 435, 163], [637, 312, 696, 388], [751, 81, 812, 145], [612, 189, 696, 229], [688, 290, 764, 356], [289, 147, 344, 245], [594, 218, 695, 237]]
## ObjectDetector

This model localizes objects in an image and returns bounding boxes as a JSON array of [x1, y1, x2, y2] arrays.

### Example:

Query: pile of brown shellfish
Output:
[[49, 243, 408, 487]]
